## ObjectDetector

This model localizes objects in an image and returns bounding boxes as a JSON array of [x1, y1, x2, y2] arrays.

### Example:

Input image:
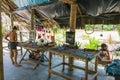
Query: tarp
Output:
[[34, 1, 70, 19], [12, 0, 49, 8], [13, 0, 120, 27], [14, 1, 70, 26], [77, 0, 120, 16]]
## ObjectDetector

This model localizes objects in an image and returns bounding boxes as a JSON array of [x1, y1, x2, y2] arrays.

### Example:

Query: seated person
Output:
[[98, 43, 112, 64]]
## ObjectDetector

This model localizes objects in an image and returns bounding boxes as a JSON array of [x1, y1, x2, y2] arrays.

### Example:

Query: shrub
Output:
[[85, 37, 101, 50]]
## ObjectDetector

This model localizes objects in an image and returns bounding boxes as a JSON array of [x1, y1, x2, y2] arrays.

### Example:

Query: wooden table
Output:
[[17, 42, 50, 69], [48, 47, 101, 80]]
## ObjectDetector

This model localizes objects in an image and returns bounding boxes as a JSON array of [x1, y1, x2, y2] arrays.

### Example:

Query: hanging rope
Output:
[[100, 20, 105, 37], [100, 24, 104, 37], [85, 19, 94, 34]]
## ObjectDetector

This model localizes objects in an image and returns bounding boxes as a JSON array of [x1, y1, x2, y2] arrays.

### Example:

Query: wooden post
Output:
[[31, 8, 34, 30], [62, 55, 65, 71], [10, 13, 13, 29], [70, 4, 77, 31], [20, 32, 23, 55], [0, 0, 4, 79], [95, 57, 98, 80], [77, 4, 85, 29], [85, 59, 88, 80], [68, 3, 77, 70], [48, 52, 52, 78]]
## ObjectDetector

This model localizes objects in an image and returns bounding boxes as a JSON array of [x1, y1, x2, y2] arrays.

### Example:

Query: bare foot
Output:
[[12, 62, 15, 65], [14, 64, 21, 67]]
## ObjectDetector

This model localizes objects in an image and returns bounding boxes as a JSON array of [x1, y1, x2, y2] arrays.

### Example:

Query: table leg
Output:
[[19, 49, 28, 64], [68, 57, 74, 70], [95, 57, 98, 80], [62, 55, 65, 71], [85, 59, 88, 80], [20, 47, 23, 55], [43, 53, 49, 62], [48, 52, 52, 78]]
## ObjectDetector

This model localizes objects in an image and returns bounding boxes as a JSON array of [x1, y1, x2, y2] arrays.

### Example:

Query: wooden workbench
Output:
[[48, 46, 101, 80], [17, 42, 54, 69]]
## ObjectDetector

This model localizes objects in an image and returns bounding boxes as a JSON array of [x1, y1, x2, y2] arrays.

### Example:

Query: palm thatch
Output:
[[1, 0, 30, 29]]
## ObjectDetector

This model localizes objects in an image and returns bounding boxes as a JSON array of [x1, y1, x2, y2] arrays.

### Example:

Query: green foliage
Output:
[[53, 26, 59, 33], [2, 24, 7, 36], [85, 24, 94, 30], [85, 24, 114, 31], [85, 37, 101, 50], [54, 26, 67, 45], [103, 25, 113, 31]]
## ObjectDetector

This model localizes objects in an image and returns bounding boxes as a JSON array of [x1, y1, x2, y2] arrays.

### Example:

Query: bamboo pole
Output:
[[31, 8, 34, 30], [20, 32, 23, 55], [0, 0, 4, 79], [68, 3, 77, 70], [10, 13, 13, 29]]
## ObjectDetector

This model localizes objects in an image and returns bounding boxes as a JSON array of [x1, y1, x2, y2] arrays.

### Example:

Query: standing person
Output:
[[5, 26, 21, 67]]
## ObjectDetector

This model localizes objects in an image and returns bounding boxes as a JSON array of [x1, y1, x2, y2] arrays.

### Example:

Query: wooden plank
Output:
[[48, 69, 75, 80], [91, 72, 98, 80], [51, 63, 63, 69], [0, 0, 4, 79], [64, 63, 96, 74]]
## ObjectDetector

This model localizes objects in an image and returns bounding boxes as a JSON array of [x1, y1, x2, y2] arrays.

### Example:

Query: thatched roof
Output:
[[1, 0, 120, 29]]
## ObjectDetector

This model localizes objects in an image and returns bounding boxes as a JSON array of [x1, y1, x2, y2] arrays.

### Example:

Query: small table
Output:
[[17, 42, 50, 69], [48, 47, 101, 80]]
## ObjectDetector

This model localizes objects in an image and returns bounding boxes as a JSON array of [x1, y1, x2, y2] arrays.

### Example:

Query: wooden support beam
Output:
[[69, 3, 77, 70], [1, 0, 11, 11], [0, 0, 4, 80], [77, 4, 85, 29], [31, 8, 35, 30], [70, 3, 77, 31], [60, 0, 76, 4], [10, 13, 14, 28]]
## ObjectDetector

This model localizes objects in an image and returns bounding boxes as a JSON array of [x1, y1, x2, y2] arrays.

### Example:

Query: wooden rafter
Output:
[[60, 0, 76, 4], [1, 0, 29, 28]]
